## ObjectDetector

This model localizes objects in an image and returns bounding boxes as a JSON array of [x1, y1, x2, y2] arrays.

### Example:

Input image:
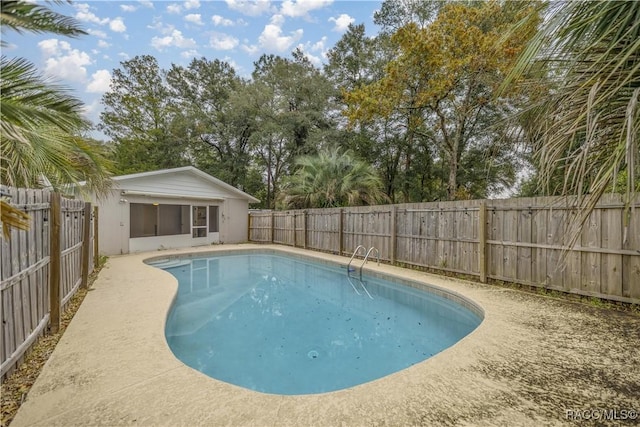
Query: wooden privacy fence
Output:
[[249, 194, 640, 304], [1, 187, 98, 378]]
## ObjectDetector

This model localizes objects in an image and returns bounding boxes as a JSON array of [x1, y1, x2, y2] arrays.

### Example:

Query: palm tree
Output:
[[1, 1, 112, 236], [279, 147, 389, 209], [504, 0, 640, 241]]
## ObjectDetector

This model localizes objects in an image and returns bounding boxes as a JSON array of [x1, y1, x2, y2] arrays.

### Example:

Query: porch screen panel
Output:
[[130, 203, 158, 237], [158, 204, 190, 236], [131, 203, 191, 237]]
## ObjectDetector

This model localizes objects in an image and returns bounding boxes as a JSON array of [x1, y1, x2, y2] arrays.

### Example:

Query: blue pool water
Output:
[[150, 253, 482, 395]]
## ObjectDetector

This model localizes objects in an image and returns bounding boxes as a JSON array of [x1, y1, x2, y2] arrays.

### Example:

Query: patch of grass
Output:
[[1, 257, 107, 427]]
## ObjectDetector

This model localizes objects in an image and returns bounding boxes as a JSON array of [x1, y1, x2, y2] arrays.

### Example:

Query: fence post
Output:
[[93, 206, 99, 266], [338, 209, 344, 256], [81, 202, 92, 288], [390, 205, 397, 264], [479, 200, 487, 283], [293, 212, 297, 247], [247, 213, 252, 242], [303, 211, 307, 249], [49, 192, 61, 334], [270, 211, 274, 243]]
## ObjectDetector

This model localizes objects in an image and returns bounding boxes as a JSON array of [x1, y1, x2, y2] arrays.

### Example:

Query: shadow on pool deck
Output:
[[10, 244, 640, 427]]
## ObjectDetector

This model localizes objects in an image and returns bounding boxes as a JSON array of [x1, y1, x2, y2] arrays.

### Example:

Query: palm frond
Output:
[[503, 0, 640, 248], [0, 0, 86, 44], [1, 200, 30, 238]]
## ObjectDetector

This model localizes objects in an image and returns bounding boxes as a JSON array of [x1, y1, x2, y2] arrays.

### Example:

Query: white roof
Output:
[[113, 166, 260, 203]]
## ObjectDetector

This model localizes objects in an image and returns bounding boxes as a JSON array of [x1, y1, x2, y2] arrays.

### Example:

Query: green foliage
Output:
[[504, 0, 640, 233], [0, 0, 87, 44], [345, 1, 538, 201], [0, 3, 111, 195], [1, 0, 111, 236], [167, 57, 252, 188], [99, 55, 187, 174], [250, 51, 337, 207], [278, 147, 389, 209]]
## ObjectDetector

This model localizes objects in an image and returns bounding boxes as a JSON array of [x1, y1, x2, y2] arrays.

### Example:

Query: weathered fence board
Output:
[[1, 187, 95, 378], [249, 194, 640, 304]]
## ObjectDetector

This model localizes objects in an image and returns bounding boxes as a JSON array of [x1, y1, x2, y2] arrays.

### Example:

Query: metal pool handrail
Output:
[[360, 247, 380, 281], [347, 245, 366, 275]]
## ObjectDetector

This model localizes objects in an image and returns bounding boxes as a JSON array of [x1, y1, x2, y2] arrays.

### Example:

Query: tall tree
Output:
[[99, 55, 185, 174], [325, 23, 427, 202], [251, 50, 336, 208], [1, 0, 111, 234], [345, 0, 538, 200], [373, 0, 442, 34], [503, 0, 640, 232], [167, 57, 253, 188], [279, 147, 388, 209]]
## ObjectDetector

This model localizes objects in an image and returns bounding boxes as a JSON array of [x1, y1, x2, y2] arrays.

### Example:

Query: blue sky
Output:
[[4, 0, 383, 139]]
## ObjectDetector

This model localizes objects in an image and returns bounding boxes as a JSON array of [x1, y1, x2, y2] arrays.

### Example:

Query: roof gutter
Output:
[[120, 190, 224, 202]]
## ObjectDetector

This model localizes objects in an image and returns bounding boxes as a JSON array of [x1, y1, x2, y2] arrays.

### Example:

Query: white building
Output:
[[94, 166, 259, 255]]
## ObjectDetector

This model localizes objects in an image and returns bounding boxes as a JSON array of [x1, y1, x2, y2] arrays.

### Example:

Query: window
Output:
[[209, 206, 219, 232], [130, 203, 190, 238], [192, 206, 207, 238]]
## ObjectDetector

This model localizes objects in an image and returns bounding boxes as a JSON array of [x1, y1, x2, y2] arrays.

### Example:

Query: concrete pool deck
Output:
[[10, 244, 640, 426]]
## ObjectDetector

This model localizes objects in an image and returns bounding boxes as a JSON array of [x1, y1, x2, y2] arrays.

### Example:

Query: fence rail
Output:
[[249, 194, 640, 304], [1, 187, 97, 378]]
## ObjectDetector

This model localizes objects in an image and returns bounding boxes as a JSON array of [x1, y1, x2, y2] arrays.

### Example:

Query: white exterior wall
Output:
[[96, 190, 130, 255], [93, 168, 256, 255], [220, 198, 250, 244]]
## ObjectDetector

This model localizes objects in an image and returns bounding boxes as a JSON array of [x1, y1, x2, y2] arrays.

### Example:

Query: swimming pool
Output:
[[149, 252, 483, 395]]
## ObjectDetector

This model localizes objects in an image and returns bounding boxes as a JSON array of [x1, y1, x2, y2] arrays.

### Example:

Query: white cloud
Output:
[[328, 13, 354, 32], [120, 5, 137, 12], [82, 99, 102, 118], [295, 43, 320, 66], [270, 14, 285, 26], [166, 3, 182, 14], [86, 69, 111, 93], [38, 38, 63, 57], [138, 0, 154, 8], [38, 39, 92, 82], [185, 14, 203, 25], [109, 17, 127, 33], [151, 29, 197, 51], [241, 43, 260, 55], [181, 49, 200, 59], [258, 14, 303, 52], [184, 0, 200, 10], [118, 52, 130, 60], [212, 14, 234, 26], [87, 29, 108, 39], [297, 37, 328, 66], [225, 0, 272, 17], [97, 39, 111, 49], [147, 18, 175, 35], [223, 56, 242, 73], [281, 0, 333, 18], [74, 3, 109, 25], [311, 36, 327, 52], [210, 33, 239, 50], [74, 4, 127, 34]]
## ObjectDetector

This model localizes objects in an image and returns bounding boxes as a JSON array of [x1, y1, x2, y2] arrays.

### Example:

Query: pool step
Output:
[[149, 259, 192, 269]]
